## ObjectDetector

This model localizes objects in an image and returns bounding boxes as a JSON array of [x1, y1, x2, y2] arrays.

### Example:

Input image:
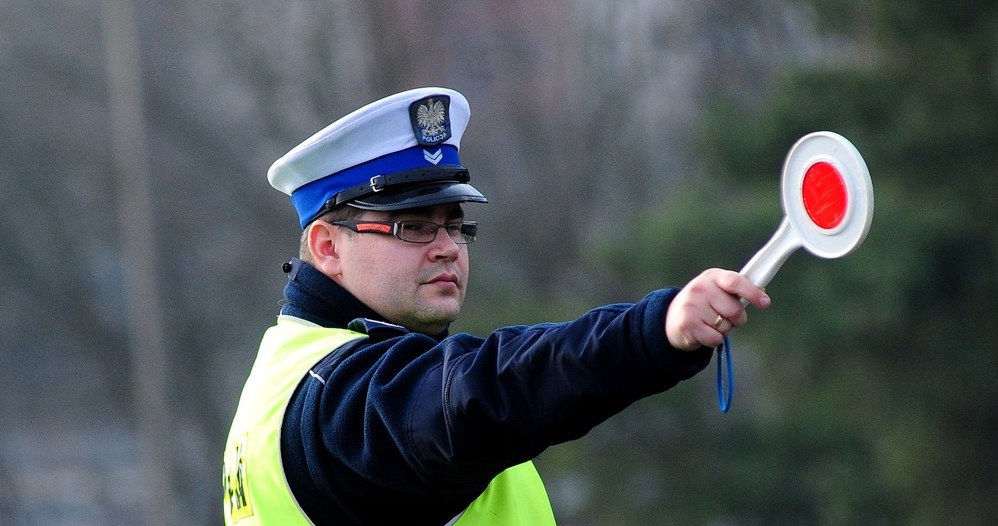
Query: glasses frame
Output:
[[331, 219, 478, 244]]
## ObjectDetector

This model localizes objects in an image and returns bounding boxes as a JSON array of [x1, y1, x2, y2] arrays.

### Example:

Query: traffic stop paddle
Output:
[[716, 131, 874, 412]]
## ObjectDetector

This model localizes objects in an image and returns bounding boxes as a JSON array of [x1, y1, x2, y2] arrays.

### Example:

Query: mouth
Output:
[[425, 273, 460, 289]]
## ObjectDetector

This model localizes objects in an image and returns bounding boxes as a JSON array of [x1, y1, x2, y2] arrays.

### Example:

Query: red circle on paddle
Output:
[[801, 161, 848, 230]]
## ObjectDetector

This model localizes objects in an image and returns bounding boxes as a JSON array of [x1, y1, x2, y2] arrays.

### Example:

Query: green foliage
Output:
[[579, 1, 998, 523]]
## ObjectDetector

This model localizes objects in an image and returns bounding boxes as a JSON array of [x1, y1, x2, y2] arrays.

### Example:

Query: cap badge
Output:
[[410, 95, 452, 146]]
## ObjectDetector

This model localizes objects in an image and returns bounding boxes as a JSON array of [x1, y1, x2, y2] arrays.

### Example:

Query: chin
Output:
[[409, 304, 461, 334], [432, 311, 460, 329]]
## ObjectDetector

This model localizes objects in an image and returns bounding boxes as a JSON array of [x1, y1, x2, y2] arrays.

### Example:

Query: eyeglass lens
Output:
[[398, 221, 476, 243]]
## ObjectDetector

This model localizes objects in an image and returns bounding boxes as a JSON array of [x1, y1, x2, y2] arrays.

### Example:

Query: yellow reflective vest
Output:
[[223, 315, 556, 525]]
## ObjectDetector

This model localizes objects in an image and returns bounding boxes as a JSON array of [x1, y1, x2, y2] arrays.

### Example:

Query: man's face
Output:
[[331, 203, 471, 335]]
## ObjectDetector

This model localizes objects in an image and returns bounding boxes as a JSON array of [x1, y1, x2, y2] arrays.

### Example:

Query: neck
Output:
[[280, 258, 384, 328]]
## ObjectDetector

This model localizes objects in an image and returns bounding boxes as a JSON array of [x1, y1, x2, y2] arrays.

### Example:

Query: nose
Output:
[[427, 227, 461, 260]]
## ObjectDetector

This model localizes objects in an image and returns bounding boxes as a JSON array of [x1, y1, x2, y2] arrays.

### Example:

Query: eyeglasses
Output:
[[331, 220, 478, 244]]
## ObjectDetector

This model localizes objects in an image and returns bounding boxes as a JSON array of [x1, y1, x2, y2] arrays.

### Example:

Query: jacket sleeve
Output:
[[410, 287, 713, 479], [282, 287, 712, 522]]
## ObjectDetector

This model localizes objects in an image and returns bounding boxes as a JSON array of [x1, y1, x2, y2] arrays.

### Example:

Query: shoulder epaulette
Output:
[[347, 318, 410, 341]]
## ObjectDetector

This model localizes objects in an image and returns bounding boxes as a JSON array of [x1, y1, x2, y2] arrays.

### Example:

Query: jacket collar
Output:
[[280, 258, 384, 329], [279, 258, 449, 340]]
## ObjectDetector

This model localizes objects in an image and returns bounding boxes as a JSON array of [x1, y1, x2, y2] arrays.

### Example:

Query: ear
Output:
[[307, 220, 345, 277]]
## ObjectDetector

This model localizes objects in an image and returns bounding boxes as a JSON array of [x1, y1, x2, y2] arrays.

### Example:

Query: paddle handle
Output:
[[738, 218, 802, 302]]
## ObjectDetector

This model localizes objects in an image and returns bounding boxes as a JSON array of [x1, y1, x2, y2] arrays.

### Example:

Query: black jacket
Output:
[[278, 259, 712, 525]]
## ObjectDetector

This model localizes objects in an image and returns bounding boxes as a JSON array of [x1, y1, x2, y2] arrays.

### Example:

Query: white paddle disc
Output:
[[740, 131, 874, 288]]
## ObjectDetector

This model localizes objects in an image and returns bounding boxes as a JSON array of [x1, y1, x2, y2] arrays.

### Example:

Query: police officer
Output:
[[222, 87, 770, 525]]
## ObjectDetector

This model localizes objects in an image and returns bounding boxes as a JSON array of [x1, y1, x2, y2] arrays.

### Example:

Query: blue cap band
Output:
[[290, 144, 461, 228]]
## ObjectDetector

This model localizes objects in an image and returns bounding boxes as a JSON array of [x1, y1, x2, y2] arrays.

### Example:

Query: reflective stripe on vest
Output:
[[222, 315, 556, 525]]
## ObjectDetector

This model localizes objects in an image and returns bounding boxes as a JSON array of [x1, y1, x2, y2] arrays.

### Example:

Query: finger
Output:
[[669, 328, 704, 351], [697, 327, 726, 349], [708, 296, 748, 328], [673, 314, 729, 350], [705, 312, 734, 336], [713, 270, 771, 309]]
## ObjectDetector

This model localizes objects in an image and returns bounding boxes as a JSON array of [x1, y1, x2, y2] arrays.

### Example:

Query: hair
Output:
[[299, 205, 365, 264]]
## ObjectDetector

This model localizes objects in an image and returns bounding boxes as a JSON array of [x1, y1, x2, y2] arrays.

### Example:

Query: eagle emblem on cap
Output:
[[409, 95, 452, 146]]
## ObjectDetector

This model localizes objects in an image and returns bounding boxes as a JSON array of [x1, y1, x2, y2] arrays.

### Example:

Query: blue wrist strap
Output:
[[716, 336, 733, 413]]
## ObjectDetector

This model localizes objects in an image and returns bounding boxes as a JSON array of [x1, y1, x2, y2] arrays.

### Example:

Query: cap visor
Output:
[[348, 182, 487, 211]]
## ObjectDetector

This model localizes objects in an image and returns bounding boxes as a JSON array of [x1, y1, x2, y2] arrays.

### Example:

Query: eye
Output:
[[400, 221, 434, 235]]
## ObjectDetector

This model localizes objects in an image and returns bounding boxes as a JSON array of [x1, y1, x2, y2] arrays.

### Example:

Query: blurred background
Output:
[[1, 0, 995, 524]]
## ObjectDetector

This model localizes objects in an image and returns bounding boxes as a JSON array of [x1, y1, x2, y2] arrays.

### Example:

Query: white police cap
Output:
[[268, 87, 487, 228]]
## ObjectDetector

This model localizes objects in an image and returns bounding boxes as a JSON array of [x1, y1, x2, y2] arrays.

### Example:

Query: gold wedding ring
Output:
[[712, 314, 725, 330]]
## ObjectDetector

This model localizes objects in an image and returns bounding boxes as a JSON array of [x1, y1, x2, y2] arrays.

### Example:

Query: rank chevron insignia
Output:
[[423, 148, 443, 165]]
